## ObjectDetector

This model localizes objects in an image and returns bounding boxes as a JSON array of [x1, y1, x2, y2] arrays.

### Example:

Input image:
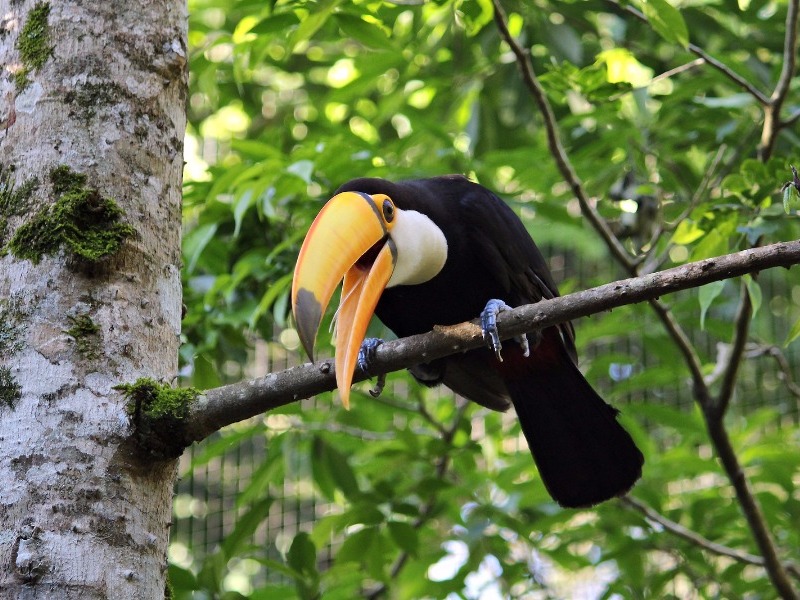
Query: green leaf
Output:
[[289, 0, 345, 49], [634, 403, 706, 436], [183, 222, 218, 273], [285, 159, 315, 184], [249, 272, 293, 328], [637, 0, 689, 48], [196, 551, 227, 594], [233, 189, 256, 237], [334, 13, 393, 50], [387, 521, 419, 556], [785, 315, 800, 347], [742, 274, 761, 318], [690, 227, 728, 261], [221, 497, 273, 559], [287, 533, 320, 600], [337, 526, 378, 563], [698, 280, 725, 330], [168, 564, 198, 593], [287, 532, 318, 577], [250, 12, 300, 35], [188, 423, 266, 470], [783, 183, 800, 214], [311, 435, 361, 500], [670, 220, 704, 245]]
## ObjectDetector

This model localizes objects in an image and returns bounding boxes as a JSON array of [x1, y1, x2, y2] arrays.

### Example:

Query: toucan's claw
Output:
[[481, 299, 529, 361], [358, 337, 383, 374], [358, 337, 386, 398], [369, 373, 386, 398]]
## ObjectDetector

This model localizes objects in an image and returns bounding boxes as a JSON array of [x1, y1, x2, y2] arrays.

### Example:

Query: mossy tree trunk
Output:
[[0, 1, 186, 597]]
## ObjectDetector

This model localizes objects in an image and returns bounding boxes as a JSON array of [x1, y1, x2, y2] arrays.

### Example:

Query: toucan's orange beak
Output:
[[292, 191, 397, 408]]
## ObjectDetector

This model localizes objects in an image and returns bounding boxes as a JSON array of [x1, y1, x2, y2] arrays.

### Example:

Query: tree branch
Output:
[[620, 496, 800, 581], [175, 240, 800, 447], [713, 281, 753, 417], [745, 344, 800, 400], [704, 416, 799, 599]]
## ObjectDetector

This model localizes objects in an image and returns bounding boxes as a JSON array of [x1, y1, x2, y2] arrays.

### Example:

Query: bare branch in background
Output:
[[621, 496, 800, 581], [605, 0, 771, 105], [491, 2, 799, 597], [761, 0, 800, 159]]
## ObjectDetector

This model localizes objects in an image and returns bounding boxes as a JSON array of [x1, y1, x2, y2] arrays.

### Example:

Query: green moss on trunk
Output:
[[6, 166, 134, 264], [64, 314, 101, 359], [14, 2, 53, 91], [0, 367, 21, 411], [115, 379, 199, 459], [0, 167, 39, 246], [116, 378, 198, 420]]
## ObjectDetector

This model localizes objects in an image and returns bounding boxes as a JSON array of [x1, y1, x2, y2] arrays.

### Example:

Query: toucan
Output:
[[292, 175, 643, 507]]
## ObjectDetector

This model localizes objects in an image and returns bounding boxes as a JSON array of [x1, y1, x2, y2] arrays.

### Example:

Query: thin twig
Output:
[[745, 344, 800, 400], [772, 0, 799, 107], [640, 144, 728, 275], [606, 0, 770, 105], [713, 281, 753, 416], [704, 416, 799, 599], [621, 496, 800, 581], [760, 0, 800, 159]]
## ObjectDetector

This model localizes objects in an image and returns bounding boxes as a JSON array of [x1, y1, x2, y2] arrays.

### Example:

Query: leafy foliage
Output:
[[173, 0, 800, 598]]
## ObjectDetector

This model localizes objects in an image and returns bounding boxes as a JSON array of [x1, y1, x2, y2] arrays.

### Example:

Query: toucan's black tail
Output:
[[504, 333, 643, 508]]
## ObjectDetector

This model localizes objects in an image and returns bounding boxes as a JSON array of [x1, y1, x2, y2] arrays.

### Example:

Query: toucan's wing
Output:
[[459, 185, 578, 362], [408, 352, 512, 412]]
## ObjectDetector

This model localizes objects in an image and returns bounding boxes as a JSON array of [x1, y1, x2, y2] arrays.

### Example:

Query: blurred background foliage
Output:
[[172, 0, 800, 598]]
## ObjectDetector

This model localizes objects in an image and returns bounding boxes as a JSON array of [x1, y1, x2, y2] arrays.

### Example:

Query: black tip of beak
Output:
[[294, 287, 322, 361]]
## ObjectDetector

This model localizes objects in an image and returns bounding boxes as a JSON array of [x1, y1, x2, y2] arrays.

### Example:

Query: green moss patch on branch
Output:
[[0, 367, 22, 411], [6, 166, 135, 264], [64, 314, 101, 359], [115, 378, 200, 459], [14, 2, 53, 91]]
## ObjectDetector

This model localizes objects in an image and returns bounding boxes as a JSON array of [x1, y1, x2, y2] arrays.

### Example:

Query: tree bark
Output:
[[0, 1, 186, 598]]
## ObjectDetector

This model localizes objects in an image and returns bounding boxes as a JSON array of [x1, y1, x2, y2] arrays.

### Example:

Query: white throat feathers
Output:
[[386, 209, 448, 287]]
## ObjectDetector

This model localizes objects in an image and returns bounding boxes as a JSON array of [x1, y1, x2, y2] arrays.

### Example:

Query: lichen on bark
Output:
[[6, 165, 135, 264], [0, 296, 28, 357], [14, 2, 54, 91]]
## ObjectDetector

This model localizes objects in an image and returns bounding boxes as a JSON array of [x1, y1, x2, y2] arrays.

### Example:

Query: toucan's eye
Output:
[[382, 199, 395, 223]]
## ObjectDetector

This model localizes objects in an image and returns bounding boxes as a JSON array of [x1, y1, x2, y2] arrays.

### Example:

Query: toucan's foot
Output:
[[358, 338, 386, 398], [481, 299, 529, 362]]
